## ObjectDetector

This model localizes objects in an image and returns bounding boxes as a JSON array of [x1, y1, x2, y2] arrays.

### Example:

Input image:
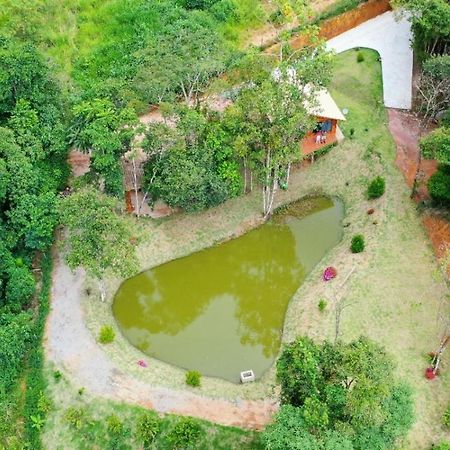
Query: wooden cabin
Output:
[[301, 88, 346, 157]]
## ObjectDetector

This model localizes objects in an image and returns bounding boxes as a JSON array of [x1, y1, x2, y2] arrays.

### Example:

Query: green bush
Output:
[[357, 51, 365, 63], [5, 266, 35, 309], [367, 176, 385, 199], [428, 166, 450, 205], [36, 392, 52, 415], [53, 370, 63, 381], [351, 234, 365, 253], [64, 407, 88, 430], [434, 443, 450, 450], [186, 370, 202, 387], [210, 0, 238, 22], [98, 325, 115, 344], [137, 412, 161, 447], [107, 414, 124, 435], [443, 405, 450, 429], [318, 299, 327, 312], [167, 418, 203, 449]]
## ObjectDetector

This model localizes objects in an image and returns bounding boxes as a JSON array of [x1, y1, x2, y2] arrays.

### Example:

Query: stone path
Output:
[[327, 11, 413, 109]]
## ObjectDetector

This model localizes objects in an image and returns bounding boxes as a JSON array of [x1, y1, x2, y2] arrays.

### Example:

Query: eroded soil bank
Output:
[[388, 108, 449, 277]]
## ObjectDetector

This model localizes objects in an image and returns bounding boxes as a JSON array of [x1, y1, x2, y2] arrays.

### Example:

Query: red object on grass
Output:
[[323, 267, 337, 281], [425, 367, 436, 379], [137, 360, 148, 368]]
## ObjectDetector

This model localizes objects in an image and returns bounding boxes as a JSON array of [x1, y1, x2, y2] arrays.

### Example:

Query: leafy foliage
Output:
[[137, 412, 161, 447], [185, 370, 202, 387], [318, 299, 327, 312], [143, 107, 241, 211], [167, 417, 204, 449], [58, 188, 138, 279], [98, 325, 115, 344], [395, 0, 450, 56], [351, 234, 365, 253], [367, 176, 385, 199], [428, 165, 450, 205], [444, 404, 450, 429], [420, 126, 450, 165], [269, 336, 414, 450], [0, 36, 68, 448]]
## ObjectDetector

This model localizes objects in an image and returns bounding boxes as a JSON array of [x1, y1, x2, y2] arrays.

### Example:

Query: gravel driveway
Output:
[[327, 11, 413, 109]]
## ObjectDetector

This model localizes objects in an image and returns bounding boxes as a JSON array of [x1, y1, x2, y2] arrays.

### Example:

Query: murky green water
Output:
[[113, 197, 343, 383]]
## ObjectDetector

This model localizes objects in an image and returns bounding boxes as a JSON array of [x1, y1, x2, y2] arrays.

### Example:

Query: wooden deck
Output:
[[300, 132, 338, 156]]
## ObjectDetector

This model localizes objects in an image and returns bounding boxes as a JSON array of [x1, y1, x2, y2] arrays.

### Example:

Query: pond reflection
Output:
[[113, 197, 343, 382]]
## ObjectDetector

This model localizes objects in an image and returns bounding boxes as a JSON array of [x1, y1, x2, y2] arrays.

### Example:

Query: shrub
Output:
[[167, 418, 203, 449], [186, 370, 201, 387], [434, 443, 450, 450], [98, 325, 115, 344], [64, 407, 87, 430], [5, 265, 35, 309], [356, 51, 365, 63], [107, 414, 123, 435], [53, 370, 63, 381], [351, 234, 365, 253], [210, 0, 238, 22], [428, 166, 450, 205], [137, 412, 160, 447], [318, 299, 327, 312], [367, 176, 385, 199], [443, 405, 450, 429], [37, 392, 52, 415]]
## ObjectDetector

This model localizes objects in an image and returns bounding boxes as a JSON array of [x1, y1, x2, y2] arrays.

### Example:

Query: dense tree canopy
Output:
[[58, 188, 138, 281], [142, 106, 241, 211], [0, 36, 69, 446], [396, 0, 450, 56], [263, 336, 414, 450]]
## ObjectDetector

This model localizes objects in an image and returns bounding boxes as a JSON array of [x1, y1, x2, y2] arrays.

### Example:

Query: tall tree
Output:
[[395, 0, 450, 55], [230, 66, 317, 218], [268, 336, 414, 450], [70, 99, 138, 196], [58, 188, 138, 301], [133, 12, 230, 106]]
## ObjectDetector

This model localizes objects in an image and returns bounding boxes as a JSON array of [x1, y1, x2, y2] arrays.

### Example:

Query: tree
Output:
[[133, 13, 229, 105], [395, 0, 450, 55], [231, 67, 316, 218], [416, 56, 450, 123], [271, 336, 413, 449], [70, 99, 138, 196], [0, 37, 61, 119], [58, 188, 138, 301], [142, 106, 241, 211]]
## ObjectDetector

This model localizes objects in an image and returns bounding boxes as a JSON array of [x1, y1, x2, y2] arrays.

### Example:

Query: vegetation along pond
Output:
[[113, 197, 344, 383]]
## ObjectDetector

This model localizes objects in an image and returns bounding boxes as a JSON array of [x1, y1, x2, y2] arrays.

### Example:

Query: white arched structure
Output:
[[327, 11, 413, 110]]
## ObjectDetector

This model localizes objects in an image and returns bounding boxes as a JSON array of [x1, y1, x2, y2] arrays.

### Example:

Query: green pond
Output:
[[113, 197, 343, 383]]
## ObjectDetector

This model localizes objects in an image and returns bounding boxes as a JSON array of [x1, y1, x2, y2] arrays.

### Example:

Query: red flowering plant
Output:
[[323, 267, 337, 281]]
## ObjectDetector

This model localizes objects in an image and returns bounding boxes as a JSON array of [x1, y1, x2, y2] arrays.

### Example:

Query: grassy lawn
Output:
[[44, 49, 450, 449]]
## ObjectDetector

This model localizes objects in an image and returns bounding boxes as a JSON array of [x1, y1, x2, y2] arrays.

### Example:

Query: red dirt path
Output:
[[387, 109, 449, 277]]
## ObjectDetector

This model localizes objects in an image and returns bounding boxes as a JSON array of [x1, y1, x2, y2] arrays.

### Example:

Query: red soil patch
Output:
[[387, 109, 449, 277], [387, 109, 438, 201], [68, 150, 90, 177], [423, 214, 450, 278]]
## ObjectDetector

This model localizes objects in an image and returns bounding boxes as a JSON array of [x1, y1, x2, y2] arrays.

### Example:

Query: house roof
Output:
[[305, 88, 346, 121], [272, 68, 346, 121]]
